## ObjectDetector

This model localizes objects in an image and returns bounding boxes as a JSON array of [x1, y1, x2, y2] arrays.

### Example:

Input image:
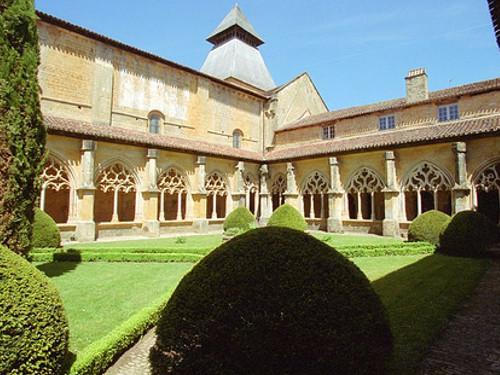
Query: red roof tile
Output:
[[277, 78, 500, 133], [266, 115, 500, 161], [44, 116, 263, 162]]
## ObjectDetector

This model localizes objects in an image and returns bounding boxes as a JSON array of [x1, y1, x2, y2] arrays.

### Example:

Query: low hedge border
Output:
[[32, 247, 213, 255], [31, 252, 204, 263], [32, 242, 434, 263], [69, 286, 178, 375]]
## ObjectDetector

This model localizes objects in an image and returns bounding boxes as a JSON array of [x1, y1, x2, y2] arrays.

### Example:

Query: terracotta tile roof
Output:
[[36, 11, 268, 100], [265, 115, 500, 161], [44, 116, 263, 162], [277, 78, 500, 133]]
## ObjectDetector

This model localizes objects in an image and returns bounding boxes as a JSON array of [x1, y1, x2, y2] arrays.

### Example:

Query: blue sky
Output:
[[35, 0, 499, 110]]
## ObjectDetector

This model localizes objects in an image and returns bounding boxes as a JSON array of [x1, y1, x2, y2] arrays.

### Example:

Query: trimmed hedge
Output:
[[32, 208, 61, 248], [0, 246, 69, 374], [150, 227, 392, 374], [408, 210, 450, 246], [31, 251, 204, 263], [267, 203, 307, 231], [69, 287, 178, 375], [438, 210, 497, 258], [223, 206, 256, 233]]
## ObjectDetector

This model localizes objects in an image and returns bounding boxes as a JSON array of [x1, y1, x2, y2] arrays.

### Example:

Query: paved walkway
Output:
[[103, 329, 155, 375], [419, 252, 500, 375]]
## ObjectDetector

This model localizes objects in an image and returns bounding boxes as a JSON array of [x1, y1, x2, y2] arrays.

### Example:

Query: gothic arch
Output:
[[271, 173, 286, 210], [95, 161, 138, 223], [243, 172, 258, 215], [40, 155, 74, 223], [157, 166, 190, 221], [401, 161, 454, 220], [300, 171, 329, 220], [345, 167, 386, 220], [472, 158, 500, 224], [205, 170, 229, 219]]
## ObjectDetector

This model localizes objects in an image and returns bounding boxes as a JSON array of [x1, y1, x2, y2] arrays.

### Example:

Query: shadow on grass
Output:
[[36, 250, 82, 277], [372, 254, 488, 375]]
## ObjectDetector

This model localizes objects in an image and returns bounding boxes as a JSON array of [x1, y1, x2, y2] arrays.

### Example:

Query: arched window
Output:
[[205, 172, 228, 219], [271, 173, 286, 211], [473, 160, 500, 224], [345, 167, 385, 220], [232, 129, 243, 149], [40, 158, 71, 223], [301, 171, 329, 219], [148, 112, 162, 134], [95, 163, 137, 222], [244, 173, 258, 215], [402, 162, 453, 221], [158, 167, 188, 221]]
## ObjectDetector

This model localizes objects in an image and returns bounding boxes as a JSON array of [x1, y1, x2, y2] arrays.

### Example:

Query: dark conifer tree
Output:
[[0, 0, 46, 256]]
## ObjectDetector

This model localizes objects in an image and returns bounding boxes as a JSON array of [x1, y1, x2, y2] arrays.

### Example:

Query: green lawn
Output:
[[37, 262, 193, 352], [372, 254, 488, 375], [312, 231, 402, 246], [37, 234, 487, 374]]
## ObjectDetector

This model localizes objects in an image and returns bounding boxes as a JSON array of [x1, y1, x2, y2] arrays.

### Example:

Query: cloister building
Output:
[[36, 6, 500, 242]]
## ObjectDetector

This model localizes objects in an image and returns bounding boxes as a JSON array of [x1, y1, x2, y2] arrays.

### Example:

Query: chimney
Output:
[[405, 68, 429, 103]]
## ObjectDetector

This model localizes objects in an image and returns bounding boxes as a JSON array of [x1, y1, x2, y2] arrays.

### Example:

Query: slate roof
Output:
[[45, 115, 500, 163], [207, 4, 264, 45], [277, 78, 500, 133], [266, 115, 500, 161]]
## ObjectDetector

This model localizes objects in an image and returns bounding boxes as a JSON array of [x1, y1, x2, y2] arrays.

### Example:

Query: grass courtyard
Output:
[[35, 231, 488, 374]]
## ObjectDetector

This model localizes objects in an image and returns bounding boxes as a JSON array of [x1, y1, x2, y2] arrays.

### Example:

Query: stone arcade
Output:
[[36, 5, 500, 241]]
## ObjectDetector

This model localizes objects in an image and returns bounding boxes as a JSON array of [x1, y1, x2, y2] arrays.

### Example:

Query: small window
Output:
[[232, 129, 243, 148], [437, 104, 459, 122], [148, 113, 161, 134], [379, 115, 395, 131], [322, 125, 335, 139]]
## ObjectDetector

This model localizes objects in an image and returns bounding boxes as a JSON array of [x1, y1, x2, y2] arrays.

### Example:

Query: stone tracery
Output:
[[158, 167, 188, 220], [40, 157, 72, 223], [205, 171, 228, 219], [345, 167, 385, 220], [473, 160, 500, 224], [301, 171, 329, 219], [271, 173, 286, 210]]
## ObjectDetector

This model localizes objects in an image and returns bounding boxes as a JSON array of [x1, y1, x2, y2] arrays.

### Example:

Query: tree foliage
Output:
[[0, 0, 46, 256]]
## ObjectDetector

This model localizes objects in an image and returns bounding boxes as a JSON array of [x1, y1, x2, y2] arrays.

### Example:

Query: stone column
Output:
[[233, 161, 246, 208], [259, 164, 271, 224], [76, 140, 96, 242], [142, 149, 160, 237], [382, 151, 401, 237], [452, 142, 471, 213], [327, 157, 344, 233], [191, 156, 208, 233], [283, 162, 300, 211]]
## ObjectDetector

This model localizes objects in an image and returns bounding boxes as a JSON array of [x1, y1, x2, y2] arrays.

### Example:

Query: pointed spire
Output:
[[207, 4, 264, 47]]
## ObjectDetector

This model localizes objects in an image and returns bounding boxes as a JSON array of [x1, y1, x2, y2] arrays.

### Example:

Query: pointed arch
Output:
[[205, 171, 229, 219], [300, 171, 329, 220], [243, 172, 258, 215], [40, 155, 73, 223], [157, 166, 189, 221], [95, 161, 138, 223], [401, 161, 454, 220], [345, 167, 386, 220], [472, 158, 500, 224], [271, 173, 286, 210]]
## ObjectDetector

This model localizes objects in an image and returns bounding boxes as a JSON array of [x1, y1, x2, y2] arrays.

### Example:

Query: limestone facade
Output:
[[36, 11, 500, 241]]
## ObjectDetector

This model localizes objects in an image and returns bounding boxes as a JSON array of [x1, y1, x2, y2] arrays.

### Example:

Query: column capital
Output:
[[147, 148, 159, 159], [384, 151, 395, 161], [81, 139, 96, 151], [196, 155, 206, 165], [453, 142, 467, 154], [328, 156, 339, 166]]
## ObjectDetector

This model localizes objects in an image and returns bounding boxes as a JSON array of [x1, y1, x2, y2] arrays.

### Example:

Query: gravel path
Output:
[[103, 329, 155, 375]]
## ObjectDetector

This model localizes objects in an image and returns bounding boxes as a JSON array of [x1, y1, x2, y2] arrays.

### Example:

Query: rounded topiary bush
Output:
[[438, 210, 498, 257], [32, 208, 61, 248], [408, 210, 451, 246], [0, 246, 69, 374], [223, 206, 257, 233], [267, 203, 307, 231], [150, 227, 392, 375]]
